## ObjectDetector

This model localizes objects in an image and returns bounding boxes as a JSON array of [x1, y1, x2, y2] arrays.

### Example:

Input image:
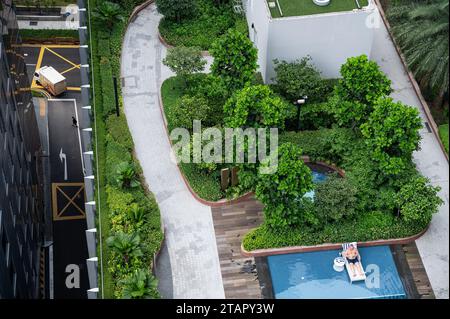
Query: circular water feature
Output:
[[313, 0, 331, 6]]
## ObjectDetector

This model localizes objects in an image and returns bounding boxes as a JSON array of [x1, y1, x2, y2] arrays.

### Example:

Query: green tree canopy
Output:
[[255, 143, 314, 228], [388, 0, 449, 102], [360, 97, 422, 176], [210, 29, 258, 91], [272, 57, 325, 103], [163, 46, 206, 85], [224, 85, 294, 128], [314, 175, 358, 224], [332, 55, 392, 127], [395, 176, 443, 224], [170, 95, 211, 131], [156, 0, 197, 22], [92, 1, 125, 29]]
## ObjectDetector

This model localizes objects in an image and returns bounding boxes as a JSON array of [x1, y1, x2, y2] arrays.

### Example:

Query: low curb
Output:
[[241, 224, 430, 257], [375, 0, 449, 162]]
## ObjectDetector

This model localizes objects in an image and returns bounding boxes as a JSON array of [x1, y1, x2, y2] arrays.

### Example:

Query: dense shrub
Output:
[[361, 97, 422, 176], [255, 143, 314, 228], [210, 29, 258, 91], [156, 0, 197, 22], [332, 55, 392, 127], [395, 176, 443, 224], [272, 57, 326, 103], [224, 85, 294, 129], [162, 46, 206, 85], [298, 102, 335, 130], [314, 175, 358, 224], [169, 95, 211, 131]]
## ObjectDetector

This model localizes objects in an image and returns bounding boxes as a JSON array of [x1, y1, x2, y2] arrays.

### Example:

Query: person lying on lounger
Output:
[[343, 244, 365, 277]]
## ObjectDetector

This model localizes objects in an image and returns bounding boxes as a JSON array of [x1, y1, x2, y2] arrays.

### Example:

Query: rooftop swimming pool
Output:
[[268, 245, 407, 299]]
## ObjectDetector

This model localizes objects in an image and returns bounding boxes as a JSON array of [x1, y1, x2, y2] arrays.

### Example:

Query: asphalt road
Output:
[[48, 98, 89, 299], [24, 45, 89, 299]]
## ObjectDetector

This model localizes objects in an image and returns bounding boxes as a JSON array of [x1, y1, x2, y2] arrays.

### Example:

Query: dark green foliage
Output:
[[272, 57, 326, 103], [314, 175, 358, 224], [116, 162, 140, 189], [92, 1, 125, 29], [360, 97, 422, 176], [156, 0, 197, 22], [210, 29, 258, 91], [332, 55, 392, 127], [120, 269, 159, 299], [255, 143, 315, 228]]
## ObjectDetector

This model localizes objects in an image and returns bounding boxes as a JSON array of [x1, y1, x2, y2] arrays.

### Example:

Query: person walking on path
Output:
[[72, 116, 78, 127]]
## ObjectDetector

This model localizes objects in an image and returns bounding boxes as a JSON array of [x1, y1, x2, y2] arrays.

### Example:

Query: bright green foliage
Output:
[[361, 97, 422, 176], [210, 29, 258, 91], [120, 269, 159, 299], [314, 175, 358, 223], [273, 57, 325, 102], [388, 0, 449, 99], [332, 55, 392, 127], [224, 85, 293, 128], [395, 176, 443, 224], [116, 162, 140, 189], [255, 143, 314, 228], [162, 46, 206, 84], [156, 0, 196, 22], [171, 95, 211, 131], [128, 203, 147, 224], [92, 1, 125, 29], [106, 232, 143, 264]]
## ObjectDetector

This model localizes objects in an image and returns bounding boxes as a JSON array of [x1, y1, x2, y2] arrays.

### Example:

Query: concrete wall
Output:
[[244, 0, 271, 80], [246, 1, 377, 82]]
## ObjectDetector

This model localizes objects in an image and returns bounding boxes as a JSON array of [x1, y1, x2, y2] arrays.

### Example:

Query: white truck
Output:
[[34, 66, 67, 96]]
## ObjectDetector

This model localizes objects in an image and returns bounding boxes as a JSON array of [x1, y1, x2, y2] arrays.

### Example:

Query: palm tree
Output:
[[388, 0, 449, 105], [106, 232, 143, 264], [120, 269, 159, 299], [92, 1, 125, 29]]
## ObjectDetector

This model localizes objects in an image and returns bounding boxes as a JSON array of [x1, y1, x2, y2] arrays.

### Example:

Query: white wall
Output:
[[244, 0, 270, 81], [245, 1, 377, 82]]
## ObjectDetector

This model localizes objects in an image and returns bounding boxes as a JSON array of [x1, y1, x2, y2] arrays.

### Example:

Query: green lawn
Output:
[[161, 76, 225, 201], [439, 124, 449, 154], [268, 0, 369, 18]]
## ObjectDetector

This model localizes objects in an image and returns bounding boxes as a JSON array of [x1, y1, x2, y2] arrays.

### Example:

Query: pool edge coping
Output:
[[241, 224, 430, 257]]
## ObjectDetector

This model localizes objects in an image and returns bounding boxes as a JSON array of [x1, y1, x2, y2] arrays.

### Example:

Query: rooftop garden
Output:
[[267, 0, 369, 18], [160, 27, 443, 250]]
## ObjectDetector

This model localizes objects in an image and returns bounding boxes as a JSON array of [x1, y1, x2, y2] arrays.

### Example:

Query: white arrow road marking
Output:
[[59, 147, 68, 181]]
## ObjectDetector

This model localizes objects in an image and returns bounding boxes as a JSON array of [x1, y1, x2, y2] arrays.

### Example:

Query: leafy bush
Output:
[[158, 0, 246, 50], [314, 175, 358, 224], [332, 55, 392, 127], [156, 0, 197, 22], [224, 85, 294, 129], [106, 232, 143, 264], [255, 143, 314, 228], [92, 1, 125, 29], [272, 57, 326, 103], [120, 269, 159, 299], [169, 95, 211, 131], [116, 162, 140, 189], [298, 102, 335, 130], [210, 29, 258, 91], [162, 46, 206, 85], [395, 176, 443, 224], [361, 97, 422, 176]]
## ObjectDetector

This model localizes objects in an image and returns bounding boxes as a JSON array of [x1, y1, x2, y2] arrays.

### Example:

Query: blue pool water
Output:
[[304, 170, 328, 199], [268, 245, 406, 299]]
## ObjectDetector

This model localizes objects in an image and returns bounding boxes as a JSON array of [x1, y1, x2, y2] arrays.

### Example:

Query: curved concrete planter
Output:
[[241, 225, 430, 257]]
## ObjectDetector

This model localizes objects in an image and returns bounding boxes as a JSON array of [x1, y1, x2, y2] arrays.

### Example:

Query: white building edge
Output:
[[243, 0, 378, 82]]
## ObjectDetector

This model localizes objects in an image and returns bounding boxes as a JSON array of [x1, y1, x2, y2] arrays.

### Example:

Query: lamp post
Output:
[[294, 96, 308, 132]]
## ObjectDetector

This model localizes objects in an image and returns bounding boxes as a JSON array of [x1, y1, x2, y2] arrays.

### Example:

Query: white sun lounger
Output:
[[342, 242, 366, 283]]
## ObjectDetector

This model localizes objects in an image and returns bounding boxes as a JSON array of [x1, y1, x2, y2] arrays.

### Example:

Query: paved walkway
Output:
[[371, 9, 449, 299], [120, 4, 224, 298]]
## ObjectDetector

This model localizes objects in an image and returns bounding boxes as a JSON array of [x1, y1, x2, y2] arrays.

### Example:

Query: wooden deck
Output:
[[401, 243, 435, 299], [211, 197, 264, 299]]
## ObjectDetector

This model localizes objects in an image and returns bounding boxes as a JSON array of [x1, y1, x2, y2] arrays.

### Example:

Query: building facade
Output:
[[0, 0, 45, 299], [244, 0, 377, 82]]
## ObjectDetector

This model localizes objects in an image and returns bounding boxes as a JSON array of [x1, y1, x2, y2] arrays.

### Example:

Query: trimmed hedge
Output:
[[19, 28, 79, 41], [90, 0, 162, 298]]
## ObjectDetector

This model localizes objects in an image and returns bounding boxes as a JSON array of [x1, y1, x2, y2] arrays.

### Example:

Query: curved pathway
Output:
[[120, 4, 224, 298], [372, 8, 449, 299]]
